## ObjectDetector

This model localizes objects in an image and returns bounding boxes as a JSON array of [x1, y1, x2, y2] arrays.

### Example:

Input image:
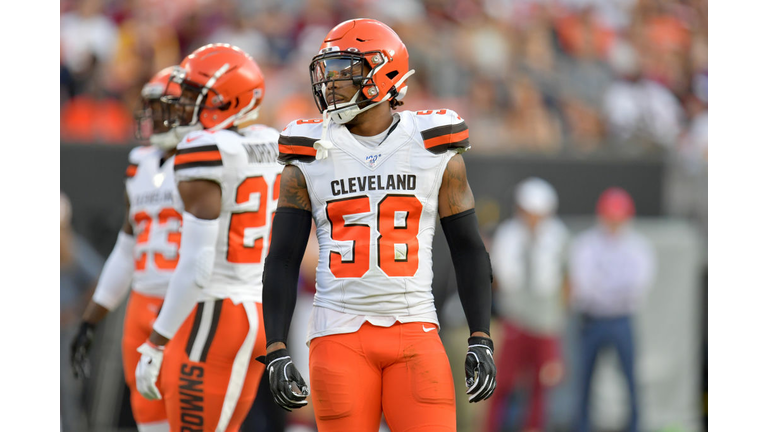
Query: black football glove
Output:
[[70, 322, 95, 379], [256, 348, 309, 412], [465, 336, 497, 403]]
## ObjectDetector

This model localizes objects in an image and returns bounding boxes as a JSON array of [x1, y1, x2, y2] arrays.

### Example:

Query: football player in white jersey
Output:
[[261, 19, 497, 431], [70, 66, 183, 432], [133, 43, 283, 432]]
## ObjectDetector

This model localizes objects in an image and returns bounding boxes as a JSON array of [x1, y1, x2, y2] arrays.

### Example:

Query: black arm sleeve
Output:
[[262, 207, 313, 347], [440, 208, 493, 336]]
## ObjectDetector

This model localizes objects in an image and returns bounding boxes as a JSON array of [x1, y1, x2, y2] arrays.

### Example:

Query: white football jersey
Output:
[[278, 109, 470, 318], [125, 146, 184, 297], [174, 126, 282, 302]]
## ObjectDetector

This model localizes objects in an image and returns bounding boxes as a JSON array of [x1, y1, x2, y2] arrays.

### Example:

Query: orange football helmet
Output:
[[310, 19, 415, 124], [135, 66, 183, 150], [165, 43, 265, 133]]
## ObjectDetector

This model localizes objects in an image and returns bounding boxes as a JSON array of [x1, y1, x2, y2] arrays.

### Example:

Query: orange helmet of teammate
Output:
[[310, 18, 415, 124], [135, 66, 182, 150], [164, 43, 265, 135]]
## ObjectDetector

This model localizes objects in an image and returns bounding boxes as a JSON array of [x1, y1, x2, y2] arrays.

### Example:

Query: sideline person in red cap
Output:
[[568, 187, 655, 432]]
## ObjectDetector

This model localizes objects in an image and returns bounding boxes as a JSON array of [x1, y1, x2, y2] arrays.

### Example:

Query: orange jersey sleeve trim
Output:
[[278, 144, 317, 157], [423, 129, 469, 149], [174, 150, 223, 166], [126, 164, 138, 178]]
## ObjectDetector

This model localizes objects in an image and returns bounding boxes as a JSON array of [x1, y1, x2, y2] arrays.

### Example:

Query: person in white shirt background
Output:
[[569, 187, 655, 432], [485, 177, 570, 432]]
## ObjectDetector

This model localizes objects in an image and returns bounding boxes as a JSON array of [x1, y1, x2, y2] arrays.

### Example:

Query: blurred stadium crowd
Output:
[[60, 0, 707, 164]]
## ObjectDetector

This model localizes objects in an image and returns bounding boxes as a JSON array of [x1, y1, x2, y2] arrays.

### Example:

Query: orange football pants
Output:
[[122, 291, 168, 424], [160, 299, 266, 432], [309, 321, 456, 432]]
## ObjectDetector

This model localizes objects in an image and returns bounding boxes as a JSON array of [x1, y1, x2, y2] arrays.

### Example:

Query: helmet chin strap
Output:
[[314, 110, 334, 160], [393, 69, 416, 100]]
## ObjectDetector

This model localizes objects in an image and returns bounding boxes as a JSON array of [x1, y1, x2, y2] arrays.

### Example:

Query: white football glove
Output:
[[136, 342, 165, 400]]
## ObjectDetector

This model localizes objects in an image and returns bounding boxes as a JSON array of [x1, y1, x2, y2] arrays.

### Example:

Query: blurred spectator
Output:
[[60, 192, 104, 432], [569, 187, 655, 432], [60, 0, 118, 94], [554, 4, 615, 59], [106, 9, 181, 96], [557, 0, 638, 32], [506, 75, 563, 153], [602, 39, 684, 151], [552, 4, 617, 153], [678, 86, 707, 173], [486, 178, 570, 432], [206, 13, 270, 64]]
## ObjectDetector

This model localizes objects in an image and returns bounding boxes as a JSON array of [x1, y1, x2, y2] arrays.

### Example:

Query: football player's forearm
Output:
[[263, 207, 312, 348], [152, 212, 219, 342], [149, 330, 170, 346], [441, 208, 493, 336], [91, 231, 136, 311], [81, 301, 110, 325]]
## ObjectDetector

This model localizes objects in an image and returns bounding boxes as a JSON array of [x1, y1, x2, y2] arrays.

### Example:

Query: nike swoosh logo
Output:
[[423, 325, 436, 332], [186, 135, 204, 143]]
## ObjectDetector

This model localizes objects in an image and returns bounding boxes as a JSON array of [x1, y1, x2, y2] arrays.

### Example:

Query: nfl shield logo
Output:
[[366, 153, 382, 168]]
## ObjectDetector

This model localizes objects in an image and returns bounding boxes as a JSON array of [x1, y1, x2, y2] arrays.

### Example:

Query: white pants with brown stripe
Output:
[[160, 299, 266, 432]]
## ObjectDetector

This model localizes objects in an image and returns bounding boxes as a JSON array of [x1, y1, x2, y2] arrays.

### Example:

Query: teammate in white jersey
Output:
[[133, 43, 282, 432], [70, 66, 182, 432], [261, 19, 497, 431]]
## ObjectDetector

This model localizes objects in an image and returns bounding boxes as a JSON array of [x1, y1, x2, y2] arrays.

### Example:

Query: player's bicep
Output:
[[438, 154, 475, 218], [277, 165, 311, 211], [178, 180, 222, 220]]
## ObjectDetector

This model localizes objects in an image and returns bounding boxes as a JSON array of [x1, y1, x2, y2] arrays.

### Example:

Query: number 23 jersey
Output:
[[125, 146, 184, 297], [278, 109, 470, 317], [174, 126, 282, 303]]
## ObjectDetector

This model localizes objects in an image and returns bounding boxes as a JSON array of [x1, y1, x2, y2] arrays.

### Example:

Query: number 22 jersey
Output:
[[278, 109, 470, 338], [173, 126, 283, 303]]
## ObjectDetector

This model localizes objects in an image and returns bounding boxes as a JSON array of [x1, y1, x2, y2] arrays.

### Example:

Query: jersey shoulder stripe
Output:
[[126, 145, 157, 179], [126, 163, 138, 178], [277, 119, 324, 164], [411, 109, 470, 154], [278, 135, 317, 163], [175, 131, 224, 171], [174, 144, 223, 170], [421, 122, 469, 153]]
